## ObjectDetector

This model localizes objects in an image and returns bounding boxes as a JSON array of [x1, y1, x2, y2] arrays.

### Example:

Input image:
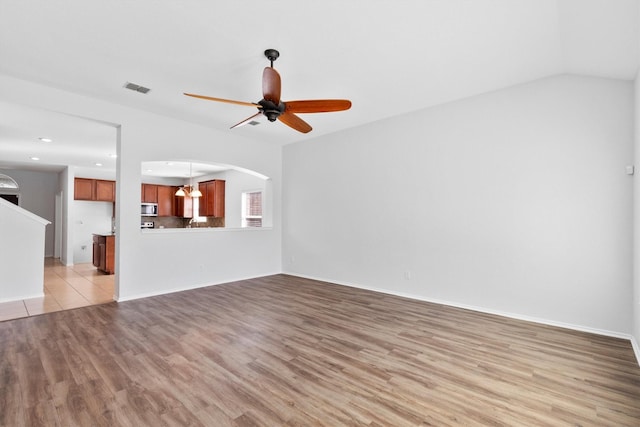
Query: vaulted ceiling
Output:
[[0, 0, 638, 173]]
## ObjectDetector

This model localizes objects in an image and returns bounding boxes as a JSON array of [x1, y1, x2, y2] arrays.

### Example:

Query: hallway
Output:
[[0, 257, 114, 321]]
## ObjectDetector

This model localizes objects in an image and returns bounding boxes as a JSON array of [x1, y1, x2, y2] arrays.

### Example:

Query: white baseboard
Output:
[[116, 271, 281, 302], [0, 291, 45, 304], [283, 271, 639, 364]]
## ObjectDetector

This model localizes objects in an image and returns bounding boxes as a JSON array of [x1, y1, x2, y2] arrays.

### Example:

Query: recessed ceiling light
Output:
[[30, 157, 40, 161], [166, 162, 174, 166], [145, 169, 153, 173], [39, 137, 53, 143], [95, 162, 103, 167], [109, 154, 117, 158]]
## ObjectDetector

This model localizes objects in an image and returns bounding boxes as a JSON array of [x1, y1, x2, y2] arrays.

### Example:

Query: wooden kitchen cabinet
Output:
[[140, 184, 176, 216], [92, 234, 115, 274], [141, 184, 158, 203], [95, 179, 115, 202], [175, 193, 193, 218], [74, 178, 94, 200], [198, 180, 225, 218], [157, 185, 175, 216], [75, 178, 115, 202]]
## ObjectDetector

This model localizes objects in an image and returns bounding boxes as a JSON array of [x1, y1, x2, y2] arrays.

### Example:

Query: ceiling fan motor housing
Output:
[[259, 99, 285, 121], [264, 49, 280, 66]]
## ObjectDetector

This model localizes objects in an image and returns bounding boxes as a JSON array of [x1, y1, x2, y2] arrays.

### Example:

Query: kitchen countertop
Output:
[[141, 226, 271, 234]]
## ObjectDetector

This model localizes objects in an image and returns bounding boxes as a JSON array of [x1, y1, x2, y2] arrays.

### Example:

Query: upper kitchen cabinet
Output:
[[175, 193, 193, 218], [74, 178, 94, 200], [199, 180, 225, 218], [75, 178, 115, 202], [157, 185, 176, 217], [140, 183, 180, 217], [141, 183, 158, 203], [95, 180, 115, 202]]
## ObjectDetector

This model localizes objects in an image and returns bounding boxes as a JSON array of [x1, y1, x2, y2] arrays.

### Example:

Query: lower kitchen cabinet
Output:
[[93, 234, 115, 274]]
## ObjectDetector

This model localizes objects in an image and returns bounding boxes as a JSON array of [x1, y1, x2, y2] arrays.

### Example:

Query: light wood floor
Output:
[[1, 274, 639, 426], [0, 258, 114, 322]]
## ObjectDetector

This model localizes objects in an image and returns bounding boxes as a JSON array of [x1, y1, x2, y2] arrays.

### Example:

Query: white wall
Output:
[[633, 69, 640, 355], [632, 7, 640, 361], [207, 169, 269, 228], [72, 200, 113, 263], [283, 74, 634, 336], [0, 198, 49, 301], [0, 73, 282, 302], [59, 167, 73, 266], [116, 117, 281, 300], [2, 169, 59, 257]]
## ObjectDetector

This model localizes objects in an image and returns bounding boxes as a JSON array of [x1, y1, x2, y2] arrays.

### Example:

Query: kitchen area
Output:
[[76, 178, 225, 275], [74, 161, 269, 275], [140, 178, 225, 230]]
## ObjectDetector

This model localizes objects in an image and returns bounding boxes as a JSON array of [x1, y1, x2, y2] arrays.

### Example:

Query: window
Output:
[[242, 191, 262, 227], [0, 174, 19, 206]]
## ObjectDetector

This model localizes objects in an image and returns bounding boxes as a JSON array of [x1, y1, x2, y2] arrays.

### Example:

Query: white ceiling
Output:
[[0, 0, 637, 175], [141, 161, 230, 180]]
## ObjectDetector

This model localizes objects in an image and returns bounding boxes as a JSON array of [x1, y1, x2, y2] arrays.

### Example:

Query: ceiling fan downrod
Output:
[[264, 49, 279, 67]]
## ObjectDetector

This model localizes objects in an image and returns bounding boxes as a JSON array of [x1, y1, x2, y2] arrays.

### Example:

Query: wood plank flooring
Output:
[[1, 274, 639, 426]]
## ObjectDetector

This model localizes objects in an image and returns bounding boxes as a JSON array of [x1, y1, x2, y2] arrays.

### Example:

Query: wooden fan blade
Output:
[[230, 112, 262, 129], [285, 99, 352, 113], [184, 93, 258, 108], [278, 112, 312, 133], [262, 67, 281, 104]]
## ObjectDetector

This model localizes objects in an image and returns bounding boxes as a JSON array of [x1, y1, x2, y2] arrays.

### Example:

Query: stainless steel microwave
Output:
[[141, 202, 158, 216]]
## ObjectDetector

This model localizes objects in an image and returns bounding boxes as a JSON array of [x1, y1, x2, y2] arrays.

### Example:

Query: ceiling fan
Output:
[[184, 49, 351, 134]]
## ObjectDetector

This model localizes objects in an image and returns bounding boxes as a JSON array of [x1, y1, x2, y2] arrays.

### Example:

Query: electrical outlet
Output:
[[81, 245, 86, 250], [404, 271, 412, 280]]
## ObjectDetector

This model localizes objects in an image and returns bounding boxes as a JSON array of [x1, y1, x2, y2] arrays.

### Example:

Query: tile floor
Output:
[[0, 257, 115, 322]]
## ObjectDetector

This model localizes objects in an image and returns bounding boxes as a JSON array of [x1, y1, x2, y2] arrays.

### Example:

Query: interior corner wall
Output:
[[62, 166, 76, 267], [283, 74, 634, 335]]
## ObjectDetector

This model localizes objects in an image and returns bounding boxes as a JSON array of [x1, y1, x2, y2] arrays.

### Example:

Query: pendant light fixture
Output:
[[175, 162, 202, 198]]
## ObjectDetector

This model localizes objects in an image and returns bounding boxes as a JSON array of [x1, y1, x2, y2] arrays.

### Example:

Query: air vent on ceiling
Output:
[[248, 121, 260, 126], [124, 82, 151, 94]]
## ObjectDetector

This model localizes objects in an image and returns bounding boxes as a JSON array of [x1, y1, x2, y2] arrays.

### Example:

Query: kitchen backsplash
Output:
[[142, 216, 225, 229]]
